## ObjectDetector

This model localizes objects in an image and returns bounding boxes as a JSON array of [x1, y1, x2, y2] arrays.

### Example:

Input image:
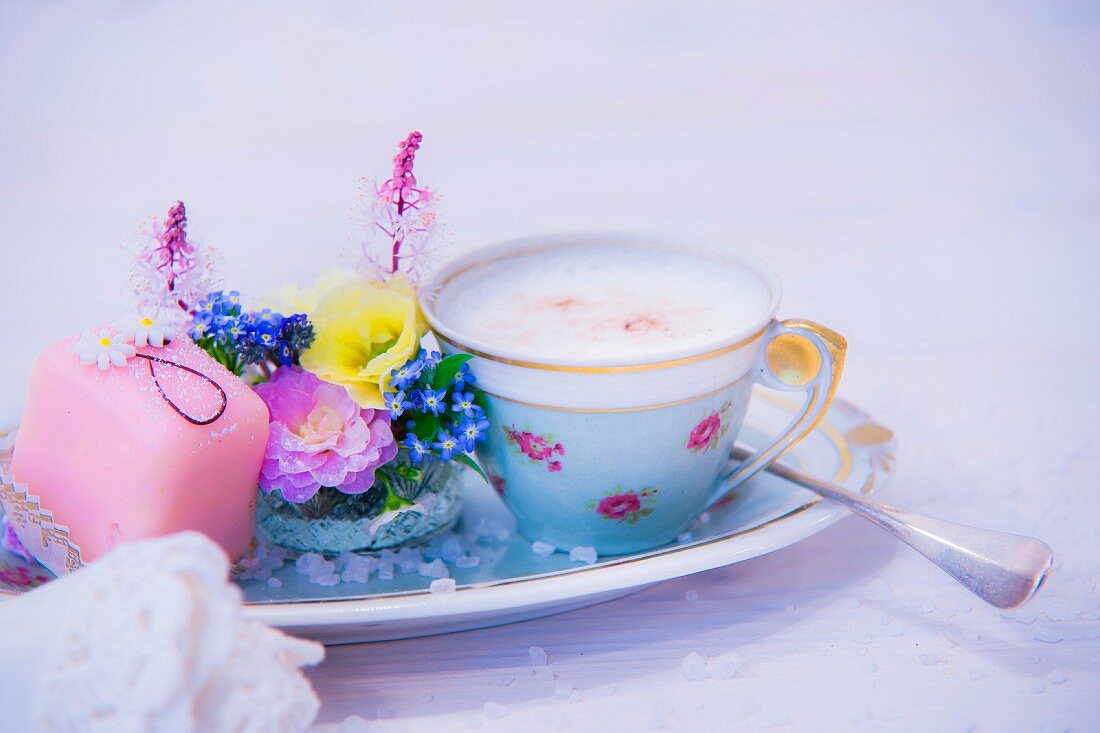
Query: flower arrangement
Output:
[[77, 130, 485, 553]]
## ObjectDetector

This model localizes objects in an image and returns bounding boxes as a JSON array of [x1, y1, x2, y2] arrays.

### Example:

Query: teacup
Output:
[[420, 235, 846, 555]]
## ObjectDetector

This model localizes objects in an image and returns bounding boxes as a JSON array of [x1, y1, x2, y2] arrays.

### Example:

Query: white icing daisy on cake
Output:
[[71, 328, 137, 370], [114, 310, 178, 348]]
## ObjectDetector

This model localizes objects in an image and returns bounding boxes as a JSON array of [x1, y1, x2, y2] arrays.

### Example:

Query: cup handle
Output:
[[705, 318, 847, 509]]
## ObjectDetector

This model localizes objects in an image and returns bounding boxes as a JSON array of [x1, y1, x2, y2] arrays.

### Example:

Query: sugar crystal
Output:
[[568, 546, 597, 564], [532, 541, 556, 557]]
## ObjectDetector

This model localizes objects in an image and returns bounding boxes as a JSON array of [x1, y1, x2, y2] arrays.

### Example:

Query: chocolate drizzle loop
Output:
[[136, 354, 228, 425]]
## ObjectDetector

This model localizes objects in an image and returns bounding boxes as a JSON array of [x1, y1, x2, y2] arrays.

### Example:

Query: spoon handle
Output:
[[734, 449, 1054, 609]]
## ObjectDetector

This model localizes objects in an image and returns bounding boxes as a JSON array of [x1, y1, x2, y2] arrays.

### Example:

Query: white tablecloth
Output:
[[1, 3, 1096, 730]]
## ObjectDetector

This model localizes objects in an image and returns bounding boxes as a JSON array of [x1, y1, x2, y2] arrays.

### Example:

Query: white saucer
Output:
[[0, 391, 895, 645]]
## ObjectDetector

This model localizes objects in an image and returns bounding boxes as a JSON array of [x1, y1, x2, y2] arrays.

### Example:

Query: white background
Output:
[[2, 2, 1097, 731]]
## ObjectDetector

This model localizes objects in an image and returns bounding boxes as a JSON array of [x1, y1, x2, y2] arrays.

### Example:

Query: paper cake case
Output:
[[1, 432, 82, 578]]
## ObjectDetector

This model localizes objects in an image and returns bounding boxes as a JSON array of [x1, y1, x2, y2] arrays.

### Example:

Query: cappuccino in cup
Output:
[[433, 243, 774, 363], [422, 235, 844, 555]]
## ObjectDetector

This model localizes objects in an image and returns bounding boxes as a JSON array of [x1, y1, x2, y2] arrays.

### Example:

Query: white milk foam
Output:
[[435, 244, 774, 361]]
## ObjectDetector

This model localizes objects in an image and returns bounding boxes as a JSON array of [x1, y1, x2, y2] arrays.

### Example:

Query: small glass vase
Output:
[[255, 449, 463, 555]]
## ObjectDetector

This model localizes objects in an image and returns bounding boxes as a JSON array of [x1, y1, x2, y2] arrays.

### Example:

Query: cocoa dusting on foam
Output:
[[622, 313, 667, 334], [438, 244, 772, 361]]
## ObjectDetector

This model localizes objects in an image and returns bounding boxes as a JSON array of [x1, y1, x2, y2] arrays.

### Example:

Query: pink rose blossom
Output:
[[687, 412, 722, 452], [504, 426, 565, 471], [255, 366, 397, 503], [596, 492, 642, 521]]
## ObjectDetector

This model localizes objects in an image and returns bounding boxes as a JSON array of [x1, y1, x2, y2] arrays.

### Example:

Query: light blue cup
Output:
[[421, 236, 846, 555]]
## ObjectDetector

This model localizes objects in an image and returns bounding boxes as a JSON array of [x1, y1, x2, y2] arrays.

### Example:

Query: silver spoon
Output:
[[729, 446, 1053, 609]]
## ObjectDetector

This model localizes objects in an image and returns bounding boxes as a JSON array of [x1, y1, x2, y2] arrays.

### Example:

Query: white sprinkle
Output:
[[593, 684, 616, 697], [266, 577, 283, 588], [968, 668, 984, 680], [859, 659, 878, 673], [532, 541, 556, 557], [681, 651, 708, 681], [536, 667, 557, 682], [684, 589, 700, 602], [337, 715, 371, 732], [569, 689, 583, 703], [1048, 670, 1068, 684], [341, 555, 374, 583], [418, 558, 449, 579], [1027, 679, 1045, 694], [568, 546, 598, 564], [441, 536, 467, 562], [482, 701, 508, 719], [430, 578, 457, 594], [553, 681, 573, 699], [313, 573, 340, 586], [705, 652, 744, 679], [295, 552, 324, 574], [676, 532, 693, 543], [377, 560, 394, 580], [529, 645, 549, 666]]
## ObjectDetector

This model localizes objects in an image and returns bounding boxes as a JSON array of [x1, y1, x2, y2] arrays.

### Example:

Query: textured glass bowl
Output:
[[255, 451, 463, 555]]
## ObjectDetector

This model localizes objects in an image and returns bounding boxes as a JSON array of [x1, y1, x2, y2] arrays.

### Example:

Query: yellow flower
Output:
[[263, 269, 358, 314], [299, 274, 427, 409]]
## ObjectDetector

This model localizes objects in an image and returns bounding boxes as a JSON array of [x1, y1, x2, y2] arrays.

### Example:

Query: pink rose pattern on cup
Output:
[[686, 401, 733, 454], [590, 488, 659, 524], [503, 426, 565, 472]]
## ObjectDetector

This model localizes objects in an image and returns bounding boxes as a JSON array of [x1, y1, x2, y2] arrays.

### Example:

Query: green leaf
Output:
[[432, 353, 473, 390], [411, 412, 441, 443], [452, 453, 488, 483], [383, 487, 413, 512], [473, 389, 491, 412]]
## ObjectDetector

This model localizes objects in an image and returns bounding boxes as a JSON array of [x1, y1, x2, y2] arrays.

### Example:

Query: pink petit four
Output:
[[6, 334, 268, 568]]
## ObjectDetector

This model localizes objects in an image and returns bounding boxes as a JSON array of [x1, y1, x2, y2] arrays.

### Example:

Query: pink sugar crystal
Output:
[[8, 335, 268, 568]]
